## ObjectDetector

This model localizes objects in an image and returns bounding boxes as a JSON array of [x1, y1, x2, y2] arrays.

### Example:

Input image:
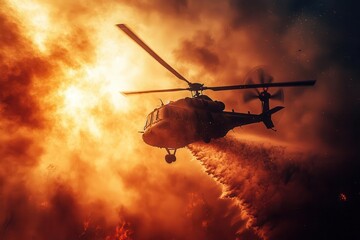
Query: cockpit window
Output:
[[150, 112, 153, 125], [145, 106, 190, 130], [145, 112, 152, 129], [155, 109, 159, 120], [144, 118, 148, 129], [145, 109, 162, 129]]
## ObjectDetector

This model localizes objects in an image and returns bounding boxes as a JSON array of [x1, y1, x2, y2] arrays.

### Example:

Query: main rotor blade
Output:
[[243, 91, 259, 102], [270, 89, 284, 102], [246, 77, 260, 94], [204, 80, 316, 91], [268, 75, 274, 84], [120, 88, 189, 95], [117, 24, 191, 85], [258, 68, 265, 84]]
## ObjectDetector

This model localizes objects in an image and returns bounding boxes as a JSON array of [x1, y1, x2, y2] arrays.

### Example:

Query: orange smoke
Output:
[[1, 1, 256, 239], [1, 0, 358, 240]]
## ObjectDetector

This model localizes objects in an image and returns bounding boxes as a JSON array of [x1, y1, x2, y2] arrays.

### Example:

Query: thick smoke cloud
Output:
[[0, 1, 259, 239], [1, 0, 359, 240], [228, 0, 360, 150], [1, 2, 102, 239]]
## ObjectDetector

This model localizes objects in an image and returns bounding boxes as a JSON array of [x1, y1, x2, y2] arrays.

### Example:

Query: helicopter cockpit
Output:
[[144, 104, 192, 130], [144, 107, 167, 130]]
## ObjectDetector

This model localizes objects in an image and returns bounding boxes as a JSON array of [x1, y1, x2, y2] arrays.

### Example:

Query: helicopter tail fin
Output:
[[262, 106, 284, 129]]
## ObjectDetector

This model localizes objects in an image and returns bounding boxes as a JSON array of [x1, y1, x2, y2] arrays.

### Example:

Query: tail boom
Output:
[[224, 106, 284, 129], [261, 106, 284, 129]]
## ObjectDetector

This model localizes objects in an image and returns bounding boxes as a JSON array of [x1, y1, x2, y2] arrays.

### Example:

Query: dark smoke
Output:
[[172, 0, 360, 151], [172, 5, 360, 238], [228, 0, 360, 148], [0, 14, 50, 128]]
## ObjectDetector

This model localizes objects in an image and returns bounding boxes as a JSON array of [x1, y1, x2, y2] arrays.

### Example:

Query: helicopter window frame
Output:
[[150, 112, 154, 125], [145, 109, 164, 130], [145, 112, 153, 129], [144, 118, 148, 129], [155, 108, 160, 121]]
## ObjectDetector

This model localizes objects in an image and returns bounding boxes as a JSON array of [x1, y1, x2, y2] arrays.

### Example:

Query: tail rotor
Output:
[[243, 67, 285, 112]]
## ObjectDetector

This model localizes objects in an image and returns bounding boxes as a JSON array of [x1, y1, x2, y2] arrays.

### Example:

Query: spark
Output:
[[339, 193, 347, 202]]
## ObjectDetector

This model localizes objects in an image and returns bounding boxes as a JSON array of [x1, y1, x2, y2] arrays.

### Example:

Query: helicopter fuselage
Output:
[[141, 95, 281, 149]]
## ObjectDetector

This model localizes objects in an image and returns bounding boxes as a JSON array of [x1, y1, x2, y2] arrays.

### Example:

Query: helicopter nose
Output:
[[142, 130, 152, 144], [142, 121, 171, 147], [143, 128, 160, 145]]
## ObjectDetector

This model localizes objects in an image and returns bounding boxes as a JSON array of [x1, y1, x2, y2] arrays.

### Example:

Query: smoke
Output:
[[1, 0, 359, 239], [172, 0, 360, 150], [189, 134, 359, 240], [0, 1, 259, 239], [173, 9, 360, 239]]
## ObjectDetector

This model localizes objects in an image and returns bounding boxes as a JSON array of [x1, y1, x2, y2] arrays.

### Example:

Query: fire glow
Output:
[[1, 1, 357, 240]]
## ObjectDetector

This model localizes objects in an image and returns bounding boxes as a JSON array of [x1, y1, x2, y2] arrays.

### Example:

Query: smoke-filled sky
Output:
[[1, 0, 359, 240]]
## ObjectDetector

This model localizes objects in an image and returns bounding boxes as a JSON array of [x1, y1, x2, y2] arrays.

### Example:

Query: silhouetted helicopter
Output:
[[117, 24, 316, 163]]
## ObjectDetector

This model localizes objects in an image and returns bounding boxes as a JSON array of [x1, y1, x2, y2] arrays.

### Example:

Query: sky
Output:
[[1, 0, 359, 240]]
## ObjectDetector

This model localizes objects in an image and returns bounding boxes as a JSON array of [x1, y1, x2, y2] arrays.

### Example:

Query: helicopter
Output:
[[117, 24, 316, 164]]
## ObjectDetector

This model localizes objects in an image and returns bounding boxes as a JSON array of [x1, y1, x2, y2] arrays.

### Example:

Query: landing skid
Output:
[[165, 148, 177, 164]]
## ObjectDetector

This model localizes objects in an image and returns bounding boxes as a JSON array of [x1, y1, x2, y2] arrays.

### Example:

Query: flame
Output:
[[105, 222, 133, 240]]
